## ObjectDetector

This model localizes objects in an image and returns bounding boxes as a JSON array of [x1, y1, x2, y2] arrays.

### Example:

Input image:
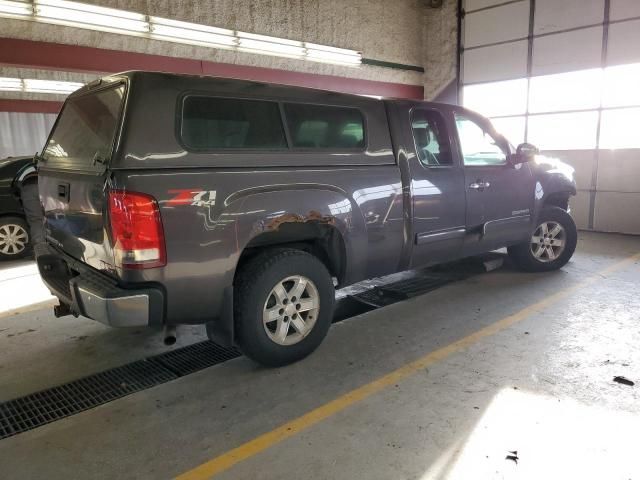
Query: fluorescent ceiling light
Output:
[[237, 32, 306, 57], [149, 16, 236, 49], [24, 78, 84, 93], [0, 0, 362, 66], [35, 0, 148, 35], [0, 0, 32, 18], [0, 77, 84, 94], [0, 77, 23, 91], [304, 42, 362, 65]]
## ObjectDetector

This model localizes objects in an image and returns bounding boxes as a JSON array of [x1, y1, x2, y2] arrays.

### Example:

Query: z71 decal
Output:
[[166, 189, 217, 207]]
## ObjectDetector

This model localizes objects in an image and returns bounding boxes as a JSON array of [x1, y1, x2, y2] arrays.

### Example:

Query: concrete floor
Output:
[[0, 231, 639, 479]]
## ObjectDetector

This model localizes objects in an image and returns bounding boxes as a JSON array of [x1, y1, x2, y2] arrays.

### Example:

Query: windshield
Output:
[[43, 84, 125, 169]]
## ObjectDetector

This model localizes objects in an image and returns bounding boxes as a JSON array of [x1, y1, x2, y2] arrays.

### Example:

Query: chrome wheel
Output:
[[0, 223, 29, 256], [263, 275, 320, 346], [530, 221, 566, 263]]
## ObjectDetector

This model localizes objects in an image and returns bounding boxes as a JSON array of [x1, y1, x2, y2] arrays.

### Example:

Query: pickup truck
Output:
[[36, 71, 577, 366]]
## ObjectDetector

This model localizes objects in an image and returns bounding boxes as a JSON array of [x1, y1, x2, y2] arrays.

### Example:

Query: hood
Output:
[[0, 155, 33, 170], [0, 156, 36, 190], [532, 154, 576, 185]]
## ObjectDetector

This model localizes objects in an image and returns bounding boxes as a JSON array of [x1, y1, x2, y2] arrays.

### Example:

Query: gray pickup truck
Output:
[[36, 71, 577, 366]]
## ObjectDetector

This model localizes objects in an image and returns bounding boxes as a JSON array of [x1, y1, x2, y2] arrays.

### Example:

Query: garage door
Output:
[[460, 0, 640, 234]]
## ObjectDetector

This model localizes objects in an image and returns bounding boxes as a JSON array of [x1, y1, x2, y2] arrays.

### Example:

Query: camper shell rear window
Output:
[[43, 84, 125, 170]]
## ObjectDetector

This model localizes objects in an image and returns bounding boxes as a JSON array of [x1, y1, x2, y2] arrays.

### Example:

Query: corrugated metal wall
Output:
[[0, 112, 56, 159]]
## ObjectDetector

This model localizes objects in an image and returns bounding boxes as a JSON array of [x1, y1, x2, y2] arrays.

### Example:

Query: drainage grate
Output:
[[0, 359, 177, 440], [150, 341, 241, 377], [0, 341, 240, 440]]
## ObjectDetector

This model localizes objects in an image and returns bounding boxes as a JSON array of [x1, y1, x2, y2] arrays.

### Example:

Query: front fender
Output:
[[530, 155, 577, 222]]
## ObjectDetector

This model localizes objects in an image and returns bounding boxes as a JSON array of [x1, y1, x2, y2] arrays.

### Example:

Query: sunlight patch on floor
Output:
[[0, 261, 54, 317], [420, 387, 640, 479]]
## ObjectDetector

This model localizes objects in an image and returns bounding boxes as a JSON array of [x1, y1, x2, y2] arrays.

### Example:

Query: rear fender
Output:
[[228, 185, 367, 284], [207, 185, 367, 346]]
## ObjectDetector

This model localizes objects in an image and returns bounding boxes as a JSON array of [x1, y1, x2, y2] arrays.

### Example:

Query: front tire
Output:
[[508, 206, 577, 272], [0, 217, 31, 260], [234, 248, 335, 367]]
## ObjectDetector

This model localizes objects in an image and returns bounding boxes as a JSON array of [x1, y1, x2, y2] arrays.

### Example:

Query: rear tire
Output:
[[0, 216, 31, 260], [508, 206, 577, 272], [234, 248, 335, 367]]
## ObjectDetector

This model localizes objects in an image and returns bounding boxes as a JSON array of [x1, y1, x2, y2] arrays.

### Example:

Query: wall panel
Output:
[[597, 149, 640, 193], [610, 0, 640, 21], [464, 1, 530, 47], [607, 19, 640, 66], [594, 192, 640, 234], [465, 0, 524, 11], [463, 41, 528, 83], [534, 0, 604, 35], [570, 191, 591, 230], [532, 26, 603, 76]]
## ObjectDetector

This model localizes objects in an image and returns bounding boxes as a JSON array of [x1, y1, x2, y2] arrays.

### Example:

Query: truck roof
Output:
[[71, 70, 450, 110]]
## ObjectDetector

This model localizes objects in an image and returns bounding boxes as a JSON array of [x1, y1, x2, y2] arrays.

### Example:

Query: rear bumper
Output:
[[37, 244, 164, 327]]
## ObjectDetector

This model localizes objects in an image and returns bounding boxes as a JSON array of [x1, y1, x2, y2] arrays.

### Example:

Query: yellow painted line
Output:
[[176, 252, 640, 480], [0, 299, 56, 320]]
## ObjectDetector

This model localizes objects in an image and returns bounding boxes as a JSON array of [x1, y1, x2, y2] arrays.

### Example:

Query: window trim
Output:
[[177, 93, 290, 153], [282, 101, 368, 153], [409, 106, 455, 169], [453, 110, 510, 168]]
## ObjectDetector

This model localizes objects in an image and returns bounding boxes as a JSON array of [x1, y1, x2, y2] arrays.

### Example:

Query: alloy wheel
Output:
[[0, 223, 29, 256], [263, 275, 320, 346], [530, 221, 566, 263]]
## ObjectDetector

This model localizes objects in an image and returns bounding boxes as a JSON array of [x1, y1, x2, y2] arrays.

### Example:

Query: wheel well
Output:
[[543, 193, 570, 211], [236, 222, 347, 286]]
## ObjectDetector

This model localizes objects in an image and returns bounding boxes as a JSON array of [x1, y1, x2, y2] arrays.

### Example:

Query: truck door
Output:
[[403, 107, 466, 268], [453, 111, 535, 254]]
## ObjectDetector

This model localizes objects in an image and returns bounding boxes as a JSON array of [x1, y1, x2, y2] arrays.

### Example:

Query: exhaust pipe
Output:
[[163, 325, 177, 346], [54, 303, 75, 318]]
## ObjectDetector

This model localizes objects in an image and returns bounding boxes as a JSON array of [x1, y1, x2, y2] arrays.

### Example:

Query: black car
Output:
[[0, 155, 36, 259]]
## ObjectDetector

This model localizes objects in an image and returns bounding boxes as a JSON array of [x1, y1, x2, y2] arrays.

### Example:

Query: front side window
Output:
[[455, 113, 507, 166], [44, 84, 125, 168], [411, 109, 452, 166], [284, 103, 365, 149], [181, 96, 287, 150]]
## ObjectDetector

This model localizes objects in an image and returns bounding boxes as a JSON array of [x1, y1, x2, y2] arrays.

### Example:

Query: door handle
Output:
[[469, 181, 490, 191], [58, 183, 70, 201]]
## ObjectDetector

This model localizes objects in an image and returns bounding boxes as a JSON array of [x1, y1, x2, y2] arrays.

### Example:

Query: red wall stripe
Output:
[[0, 99, 63, 113], [0, 37, 423, 99]]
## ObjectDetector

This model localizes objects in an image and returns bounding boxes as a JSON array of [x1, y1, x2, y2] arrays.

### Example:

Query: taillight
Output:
[[108, 190, 166, 269]]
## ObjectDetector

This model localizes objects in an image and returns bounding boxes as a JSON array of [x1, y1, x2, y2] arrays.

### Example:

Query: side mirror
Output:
[[509, 143, 539, 165]]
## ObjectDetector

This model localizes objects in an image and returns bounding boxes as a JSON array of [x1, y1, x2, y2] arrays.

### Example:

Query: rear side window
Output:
[[284, 103, 365, 149], [43, 84, 124, 169], [411, 109, 453, 166], [181, 96, 287, 150]]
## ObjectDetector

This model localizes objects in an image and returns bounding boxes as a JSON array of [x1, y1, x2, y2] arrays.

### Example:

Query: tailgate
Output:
[[38, 82, 125, 274]]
